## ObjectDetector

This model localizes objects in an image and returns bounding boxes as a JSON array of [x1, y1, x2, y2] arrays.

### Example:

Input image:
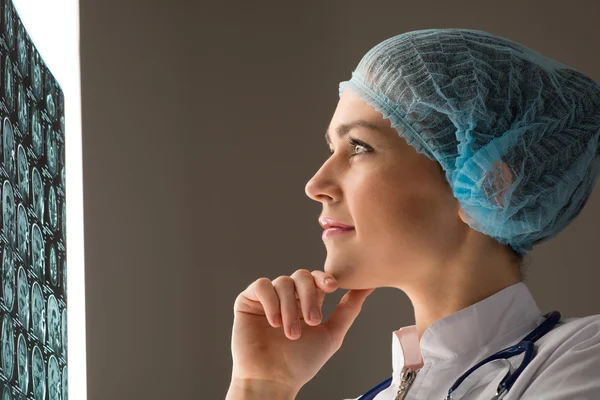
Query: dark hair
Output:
[[509, 247, 532, 281]]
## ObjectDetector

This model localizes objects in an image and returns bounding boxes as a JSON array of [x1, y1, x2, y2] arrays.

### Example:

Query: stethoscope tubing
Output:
[[447, 310, 561, 398]]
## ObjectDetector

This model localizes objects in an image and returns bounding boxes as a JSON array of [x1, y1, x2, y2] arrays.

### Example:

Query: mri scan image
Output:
[[49, 245, 58, 286], [31, 106, 42, 157], [46, 127, 57, 175], [61, 307, 66, 359], [32, 167, 43, 221], [3, 0, 14, 49], [48, 355, 59, 400], [17, 83, 27, 135], [49, 245, 57, 287], [3, 118, 15, 181], [17, 266, 28, 330], [4, 57, 14, 112], [16, 333, 27, 394], [31, 281, 45, 345], [1, 386, 10, 400], [31, 223, 43, 280], [30, 50, 42, 101], [16, 203, 27, 262], [2, 313, 14, 380], [62, 366, 67, 400], [45, 91, 55, 122], [32, 345, 45, 400], [3, 180, 16, 248], [48, 185, 57, 230], [2, 247, 14, 311], [16, 22, 27, 76], [1, 0, 67, 395], [47, 294, 60, 354], [17, 143, 28, 202]]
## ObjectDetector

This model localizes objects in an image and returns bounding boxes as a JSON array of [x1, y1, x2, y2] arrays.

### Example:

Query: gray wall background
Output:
[[80, 0, 600, 398]]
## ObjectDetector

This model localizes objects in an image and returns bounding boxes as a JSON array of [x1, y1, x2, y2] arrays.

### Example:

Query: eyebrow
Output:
[[325, 120, 382, 145]]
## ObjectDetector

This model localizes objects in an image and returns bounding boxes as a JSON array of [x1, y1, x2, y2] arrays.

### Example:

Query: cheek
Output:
[[352, 163, 448, 253]]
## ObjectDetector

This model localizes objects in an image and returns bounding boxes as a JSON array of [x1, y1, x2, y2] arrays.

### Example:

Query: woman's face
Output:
[[305, 89, 466, 290]]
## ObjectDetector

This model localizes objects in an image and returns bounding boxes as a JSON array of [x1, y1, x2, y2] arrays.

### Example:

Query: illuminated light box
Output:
[[1, 0, 85, 398]]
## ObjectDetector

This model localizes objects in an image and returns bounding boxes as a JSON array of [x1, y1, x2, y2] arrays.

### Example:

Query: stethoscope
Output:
[[358, 310, 561, 400]]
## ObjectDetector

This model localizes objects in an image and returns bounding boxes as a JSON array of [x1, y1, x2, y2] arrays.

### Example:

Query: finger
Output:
[[236, 278, 283, 327], [310, 270, 338, 293], [251, 278, 282, 328], [322, 288, 375, 350], [239, 278, 265, 303], [291, 269, 322, 326], [272, 276, 301, 340]]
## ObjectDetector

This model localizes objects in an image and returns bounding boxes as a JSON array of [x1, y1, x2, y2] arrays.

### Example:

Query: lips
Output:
[[318, 217, 355, 230]]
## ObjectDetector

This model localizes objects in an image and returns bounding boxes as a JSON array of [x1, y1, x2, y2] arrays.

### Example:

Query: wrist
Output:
[[226, 378, 297, 400]]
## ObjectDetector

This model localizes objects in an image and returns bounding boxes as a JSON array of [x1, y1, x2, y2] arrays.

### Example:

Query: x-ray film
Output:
[[0, 0, 67, 398]]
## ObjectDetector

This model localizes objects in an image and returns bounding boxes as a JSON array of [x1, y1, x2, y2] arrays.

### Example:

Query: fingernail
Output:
[[310, 307, 321, 322], [325, 277, 336, 286], [273, 313, 282, 325], [290, 321, 300, 337]]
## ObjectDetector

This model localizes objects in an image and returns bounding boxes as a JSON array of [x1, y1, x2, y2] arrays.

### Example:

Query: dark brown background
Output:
[[80, 1, 600, 398]]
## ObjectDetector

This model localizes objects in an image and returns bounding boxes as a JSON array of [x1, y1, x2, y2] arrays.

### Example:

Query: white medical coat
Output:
[[345, 282, 600, 399]]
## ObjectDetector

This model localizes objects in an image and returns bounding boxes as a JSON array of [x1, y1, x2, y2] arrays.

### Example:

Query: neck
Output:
[[402, 248, 522, 343]]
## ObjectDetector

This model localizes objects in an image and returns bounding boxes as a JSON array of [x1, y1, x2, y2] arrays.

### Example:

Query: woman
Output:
[[226, 29, 600, 399]]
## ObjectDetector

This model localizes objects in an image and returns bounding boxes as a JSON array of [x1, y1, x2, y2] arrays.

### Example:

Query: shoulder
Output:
[[520, 313, 600, 399], [534, 313, 600, 359], [543, 313, 600, 348]]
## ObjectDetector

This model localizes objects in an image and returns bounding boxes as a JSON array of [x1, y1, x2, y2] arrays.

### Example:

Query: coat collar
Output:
[[392, 282, 543, 371]]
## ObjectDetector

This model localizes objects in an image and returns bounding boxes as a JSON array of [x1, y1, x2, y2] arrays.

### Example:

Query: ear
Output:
[[458, 206, 474, 225], [487, 160, 513, 207], [458, 160, 513, 225]]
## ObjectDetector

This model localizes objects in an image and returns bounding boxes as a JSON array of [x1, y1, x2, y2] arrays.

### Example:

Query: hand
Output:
[[229, 269, 375, 396]]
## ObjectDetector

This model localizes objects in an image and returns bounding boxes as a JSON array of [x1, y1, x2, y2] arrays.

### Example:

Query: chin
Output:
[[323, 259, 374, 289]]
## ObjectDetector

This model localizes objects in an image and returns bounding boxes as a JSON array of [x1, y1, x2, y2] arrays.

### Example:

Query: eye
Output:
[[327, 137, 373, 158], [349, 138, 372, 156]]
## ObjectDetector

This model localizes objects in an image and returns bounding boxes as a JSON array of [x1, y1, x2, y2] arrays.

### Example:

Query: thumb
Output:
[[322, 288, 375, 350]]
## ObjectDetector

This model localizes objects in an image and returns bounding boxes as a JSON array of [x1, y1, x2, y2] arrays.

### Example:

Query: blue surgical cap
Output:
[[338, 29, 600, 256]]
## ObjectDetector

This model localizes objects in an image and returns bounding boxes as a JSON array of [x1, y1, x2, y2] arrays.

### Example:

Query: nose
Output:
[[304, 159, 341, 204]]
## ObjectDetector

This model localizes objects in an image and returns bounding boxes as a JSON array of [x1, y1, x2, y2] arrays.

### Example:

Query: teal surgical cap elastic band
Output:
[[338, 28, 600, 256]]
